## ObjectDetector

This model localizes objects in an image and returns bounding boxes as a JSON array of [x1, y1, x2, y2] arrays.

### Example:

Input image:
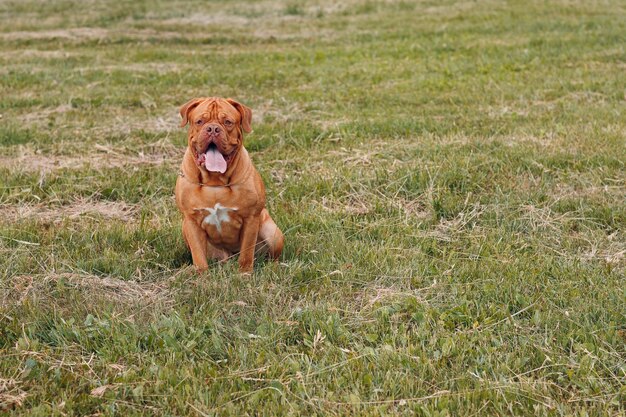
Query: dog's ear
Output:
[[226, 98, 252, 133], [179, 98, 205, 127]]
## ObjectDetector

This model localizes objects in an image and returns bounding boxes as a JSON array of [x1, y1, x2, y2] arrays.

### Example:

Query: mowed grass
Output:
[[1, 0, 625, 415]]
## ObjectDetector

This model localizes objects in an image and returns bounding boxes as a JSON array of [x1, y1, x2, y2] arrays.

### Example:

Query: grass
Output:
[[0, 0, 625, 415]]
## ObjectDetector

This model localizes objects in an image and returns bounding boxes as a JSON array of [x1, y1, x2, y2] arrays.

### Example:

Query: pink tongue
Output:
[[204, 148, 227, 173]]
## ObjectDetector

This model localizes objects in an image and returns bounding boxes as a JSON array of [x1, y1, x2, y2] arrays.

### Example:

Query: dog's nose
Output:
[[206, 124, 221, 135]]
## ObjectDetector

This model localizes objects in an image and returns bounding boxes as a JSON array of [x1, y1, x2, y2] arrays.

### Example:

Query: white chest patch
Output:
[[196, 203, 238, 233]]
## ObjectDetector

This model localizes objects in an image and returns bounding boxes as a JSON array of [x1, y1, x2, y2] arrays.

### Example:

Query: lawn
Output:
[[0, 0, 625, 415]]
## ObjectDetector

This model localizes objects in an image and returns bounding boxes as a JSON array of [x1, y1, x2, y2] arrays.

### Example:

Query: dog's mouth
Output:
[[196, 142, 230, 173]]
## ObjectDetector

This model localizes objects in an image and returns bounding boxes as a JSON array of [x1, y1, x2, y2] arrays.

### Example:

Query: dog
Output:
[[175, 97, 284, 272]]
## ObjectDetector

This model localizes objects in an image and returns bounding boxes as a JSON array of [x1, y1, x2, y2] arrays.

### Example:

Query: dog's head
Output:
[[179, 97, 252, 173]]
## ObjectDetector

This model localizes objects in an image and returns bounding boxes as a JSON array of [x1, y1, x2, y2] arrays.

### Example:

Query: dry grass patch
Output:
[[552, 183, 626, 201], [316, 194, 373, 215], [0, 143, 181, 173], [0, 27, 220, 42], [0, 49, 75, 59], [314, 193, 432, 219], [1, 272, 175, 311], [579, 235, 625, 266], [414, 204, 485, 243], [19, 104, 74, 122], [0, 379, 27, 412], [0, 27, 110, 41], [0, 198, 138, 223], [365, 287, 430, 308]]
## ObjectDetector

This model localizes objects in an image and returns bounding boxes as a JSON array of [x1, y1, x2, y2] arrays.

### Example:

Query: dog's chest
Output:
[[196, 203, 237, 232], [194, 202, 243, 244]]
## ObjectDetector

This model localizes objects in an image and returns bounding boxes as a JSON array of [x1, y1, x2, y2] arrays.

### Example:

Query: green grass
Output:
[[1, 0, 625, 415]]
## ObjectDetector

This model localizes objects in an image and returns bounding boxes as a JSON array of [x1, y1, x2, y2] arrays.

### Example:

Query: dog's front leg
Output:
[[238, 216, 260, 273], [183, 218, 209, 272]]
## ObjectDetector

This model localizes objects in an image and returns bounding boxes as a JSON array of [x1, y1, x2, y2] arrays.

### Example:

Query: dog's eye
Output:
[[196, 119, 203, 125], [224, 120, 233, 126]]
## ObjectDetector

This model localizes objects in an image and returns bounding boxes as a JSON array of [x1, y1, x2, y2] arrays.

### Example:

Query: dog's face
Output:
[[179, 97, 252, 173]]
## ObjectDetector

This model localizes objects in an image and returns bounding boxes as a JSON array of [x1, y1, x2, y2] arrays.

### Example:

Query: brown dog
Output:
[[175, 97, 284, 272]]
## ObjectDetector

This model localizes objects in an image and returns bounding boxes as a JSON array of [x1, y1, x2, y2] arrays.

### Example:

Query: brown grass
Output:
[[0, 198, 138, 223], [0, 379, 27, 412], [0, 143, 181, 173], [1, 272, 175, 311]]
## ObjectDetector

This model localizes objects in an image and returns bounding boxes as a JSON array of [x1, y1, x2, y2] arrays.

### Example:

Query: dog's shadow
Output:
[[170, 244, 193, 269]]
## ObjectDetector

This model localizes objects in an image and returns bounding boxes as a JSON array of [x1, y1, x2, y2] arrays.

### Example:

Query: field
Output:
[[1, 0, 625, 415]]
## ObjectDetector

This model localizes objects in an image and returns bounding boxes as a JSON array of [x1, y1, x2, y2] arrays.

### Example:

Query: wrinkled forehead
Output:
[[192, 98, 239, 120]]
